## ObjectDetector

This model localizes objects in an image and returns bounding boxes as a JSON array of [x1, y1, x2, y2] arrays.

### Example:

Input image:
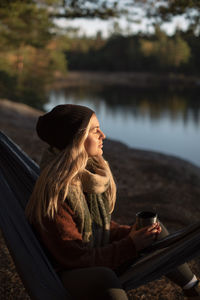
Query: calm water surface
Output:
[[45, 86, 200, 167]]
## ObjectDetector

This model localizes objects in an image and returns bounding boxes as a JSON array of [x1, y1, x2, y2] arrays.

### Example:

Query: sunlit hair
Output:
[[25, 114, 116, 227]]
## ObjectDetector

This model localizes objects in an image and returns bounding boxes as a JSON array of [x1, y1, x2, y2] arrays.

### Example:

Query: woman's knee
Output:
[[59, 267, 127, 300], [90, 267, 123, 289], [59, 267, 122, 290], [90, 267, 128, 300]]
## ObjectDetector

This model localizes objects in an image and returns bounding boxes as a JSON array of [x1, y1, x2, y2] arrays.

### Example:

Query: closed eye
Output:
[[92, 127, 100, 134]]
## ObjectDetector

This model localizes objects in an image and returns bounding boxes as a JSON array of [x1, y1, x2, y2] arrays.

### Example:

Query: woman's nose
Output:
[[100, 130, 106, 140]]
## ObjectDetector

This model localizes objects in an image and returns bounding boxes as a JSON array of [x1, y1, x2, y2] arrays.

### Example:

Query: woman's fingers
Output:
[[141, 223, 158, 232], [144, 230, 158, 239], [130, 222, 162, 251], [132, 222, 161, 233], [141, 223, 161, 238]]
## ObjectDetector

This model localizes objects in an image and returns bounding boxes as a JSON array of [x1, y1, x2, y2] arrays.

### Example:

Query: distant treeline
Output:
[[65, 28, 200, 74], [1, 20, 199, 110]]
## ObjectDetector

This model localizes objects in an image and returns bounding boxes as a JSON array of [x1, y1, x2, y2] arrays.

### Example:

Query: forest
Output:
[[65, 27, 200, 73], [0, 0, 199, 108]]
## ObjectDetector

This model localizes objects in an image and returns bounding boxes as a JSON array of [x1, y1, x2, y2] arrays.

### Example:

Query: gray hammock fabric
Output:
[[120, 220, 200, 290], [0, 131, 200, 297], [0, 131, 72, 300]]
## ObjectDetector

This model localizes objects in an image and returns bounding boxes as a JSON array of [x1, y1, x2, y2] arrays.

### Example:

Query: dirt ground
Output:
[[1, 98, 200, 299]]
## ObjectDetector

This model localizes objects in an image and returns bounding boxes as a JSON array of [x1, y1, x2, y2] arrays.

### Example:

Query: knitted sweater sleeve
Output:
[[110, 220, 132, 242], [35, 202, 137, 272]]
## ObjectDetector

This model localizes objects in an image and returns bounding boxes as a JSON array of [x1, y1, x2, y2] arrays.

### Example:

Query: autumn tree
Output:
[[140, 28, 191, 69], [0, 0, 69, 107]]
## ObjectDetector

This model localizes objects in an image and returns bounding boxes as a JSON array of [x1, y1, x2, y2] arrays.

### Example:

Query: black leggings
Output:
[[157, 222, 194, 287], [59, 223, 194, 300]]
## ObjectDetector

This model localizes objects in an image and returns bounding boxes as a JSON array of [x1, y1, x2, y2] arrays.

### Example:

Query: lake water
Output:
[[44, 85, 200, 167]]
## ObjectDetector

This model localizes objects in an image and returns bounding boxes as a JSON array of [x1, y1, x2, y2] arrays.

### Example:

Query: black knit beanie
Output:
[[36, 104, 95, 150]]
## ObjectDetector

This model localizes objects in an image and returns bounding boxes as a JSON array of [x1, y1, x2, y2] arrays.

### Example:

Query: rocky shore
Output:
[[1, 98, 200, 299]]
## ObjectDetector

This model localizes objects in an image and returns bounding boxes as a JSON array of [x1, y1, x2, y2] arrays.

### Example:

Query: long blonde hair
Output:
[[25, 117, 116, 226]]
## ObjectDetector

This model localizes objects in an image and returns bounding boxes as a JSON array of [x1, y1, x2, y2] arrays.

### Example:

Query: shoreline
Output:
[[51, 71, 200, 89]]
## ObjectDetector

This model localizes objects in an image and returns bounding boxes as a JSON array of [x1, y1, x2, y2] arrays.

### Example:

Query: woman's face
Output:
[[84, 114, 106, 157]]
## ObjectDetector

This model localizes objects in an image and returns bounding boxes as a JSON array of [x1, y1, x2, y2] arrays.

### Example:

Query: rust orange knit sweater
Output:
[[34, 200, 137, 273]]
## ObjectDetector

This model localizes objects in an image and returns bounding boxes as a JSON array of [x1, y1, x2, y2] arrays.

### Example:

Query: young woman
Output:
[[26, 104, 200, 300]]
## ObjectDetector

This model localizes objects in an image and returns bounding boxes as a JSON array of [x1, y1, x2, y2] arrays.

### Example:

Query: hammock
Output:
[[0, 131, 200, 297], [0, 131, 71, 300]]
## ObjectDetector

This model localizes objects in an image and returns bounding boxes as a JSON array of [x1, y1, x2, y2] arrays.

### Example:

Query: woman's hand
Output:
[[129, 222, 161, 252]]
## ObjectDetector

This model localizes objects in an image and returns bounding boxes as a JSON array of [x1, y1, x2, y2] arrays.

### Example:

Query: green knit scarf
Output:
[[67, 183, 111, 247]]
